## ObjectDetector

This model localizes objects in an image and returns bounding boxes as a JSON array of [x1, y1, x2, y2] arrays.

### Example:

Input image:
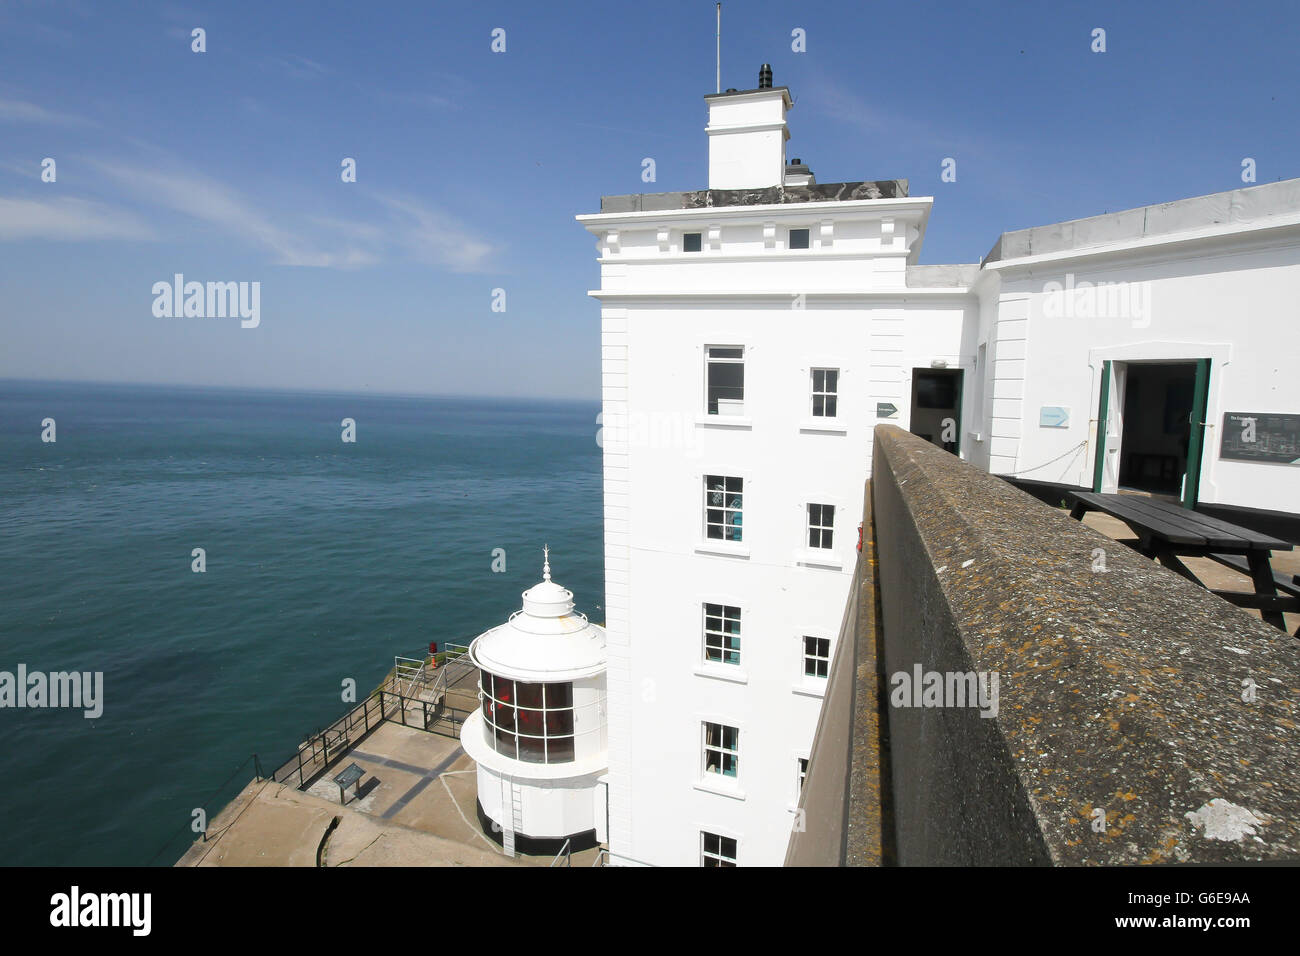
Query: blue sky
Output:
[[2, 0, 1297, 400]]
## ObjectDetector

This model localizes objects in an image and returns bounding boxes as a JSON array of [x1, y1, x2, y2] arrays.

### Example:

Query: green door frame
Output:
[[951, 368, 964, 457], [1091, 361, 1111, 493], [1182, 358, 1211, 509]]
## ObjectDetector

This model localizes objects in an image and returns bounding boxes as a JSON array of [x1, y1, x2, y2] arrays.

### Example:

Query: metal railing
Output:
[[394, 656, 428, 697], [171, 639, 480, 865], [148, 753, 266, 866], [270, 691, 392, 789], [550, 838, 572, 867], [435, 643, 475, 689], [442, 642, 472, 660]]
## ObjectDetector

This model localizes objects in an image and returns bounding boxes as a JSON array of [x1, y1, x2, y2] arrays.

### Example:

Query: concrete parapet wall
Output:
[[785, 480, 887, 866], [871, 425, 1300, 864]]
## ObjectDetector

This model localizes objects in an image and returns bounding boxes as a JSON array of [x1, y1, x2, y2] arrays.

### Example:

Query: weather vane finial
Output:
[[543, 544, 551, 582]]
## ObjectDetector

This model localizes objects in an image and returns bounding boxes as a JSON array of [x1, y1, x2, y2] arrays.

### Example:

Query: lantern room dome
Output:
[[469, 547, 607, 683]]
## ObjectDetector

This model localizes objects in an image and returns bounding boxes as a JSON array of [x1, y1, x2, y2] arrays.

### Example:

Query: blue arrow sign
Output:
[[877, 402, 899, 419], [1039, 406, 1070, 428]]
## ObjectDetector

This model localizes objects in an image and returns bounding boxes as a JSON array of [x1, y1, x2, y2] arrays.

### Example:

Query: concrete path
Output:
[[178, 720, 601, 867]]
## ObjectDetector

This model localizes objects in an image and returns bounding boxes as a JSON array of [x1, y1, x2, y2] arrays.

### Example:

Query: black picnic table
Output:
[[1067, 491, 1299, 634]]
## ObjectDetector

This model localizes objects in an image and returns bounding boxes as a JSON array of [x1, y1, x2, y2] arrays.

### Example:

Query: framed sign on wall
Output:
[[1220, 412, 1300, 464]]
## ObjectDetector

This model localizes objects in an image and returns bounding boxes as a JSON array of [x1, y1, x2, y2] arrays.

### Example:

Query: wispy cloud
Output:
[[85, 158, 495, 271], [0, 1, 92, 47], [269, 54, 330, 81], [0, 157, 40, 178], [368, 72, 474, 113], [0, 18, 79, 46], [0, 196, 155, 241], [91, 159, 375, 267], [306, 216, 386, 244], [371, 192, 494, 272], [0, 96, 95, 127]]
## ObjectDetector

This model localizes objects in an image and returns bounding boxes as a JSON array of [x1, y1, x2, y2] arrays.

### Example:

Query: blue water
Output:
[[0, 380, 603, 865]]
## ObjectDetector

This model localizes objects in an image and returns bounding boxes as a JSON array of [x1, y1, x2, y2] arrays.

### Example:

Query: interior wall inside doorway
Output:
[[1118, 362, 1196, 496], [910, 368, 963, 455]]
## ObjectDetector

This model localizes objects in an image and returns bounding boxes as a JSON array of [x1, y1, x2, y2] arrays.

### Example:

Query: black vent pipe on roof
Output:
[[758, 63, 772, 89]]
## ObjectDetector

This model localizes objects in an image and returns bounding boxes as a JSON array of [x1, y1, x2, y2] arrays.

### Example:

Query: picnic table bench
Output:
[[1067, 491, 1298, 634], [333, 762, 366, 805]]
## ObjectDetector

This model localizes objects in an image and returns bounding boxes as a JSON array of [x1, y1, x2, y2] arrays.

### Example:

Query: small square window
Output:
[[807, 503, 834, 549], [789, 228, 810, 249], [683, 232, 703, 252], [701, 831, 737, 867], [803, 636, 831, 678]]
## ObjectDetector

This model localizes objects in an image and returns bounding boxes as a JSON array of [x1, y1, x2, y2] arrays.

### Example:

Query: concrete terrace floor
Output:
[[1080, 509, 1299, 635], [177, 719, 601, 867]]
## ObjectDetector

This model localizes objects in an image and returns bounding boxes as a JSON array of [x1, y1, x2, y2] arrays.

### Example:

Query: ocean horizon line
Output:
[[0, 376, 599, 406]]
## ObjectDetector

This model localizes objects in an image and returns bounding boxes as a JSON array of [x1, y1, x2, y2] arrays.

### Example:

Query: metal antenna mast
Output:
[[715, 3, 721, 94]]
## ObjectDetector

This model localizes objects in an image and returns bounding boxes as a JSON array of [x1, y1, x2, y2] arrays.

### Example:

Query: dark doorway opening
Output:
[[909, 368, 963, 455], [1118, 362, 1197, 496]]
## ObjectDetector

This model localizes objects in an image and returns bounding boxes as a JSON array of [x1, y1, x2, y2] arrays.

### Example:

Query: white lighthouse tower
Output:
[[460, 548, 608, 855]]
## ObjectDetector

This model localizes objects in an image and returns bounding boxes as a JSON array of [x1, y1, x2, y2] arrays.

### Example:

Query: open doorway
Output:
[[1117, 362, 1197, 496], [909, 368, 963, 455]]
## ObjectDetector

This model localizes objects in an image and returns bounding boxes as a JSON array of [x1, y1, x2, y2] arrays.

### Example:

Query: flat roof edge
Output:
[[983, 177, 1300, 265], [982, 210, 1300, 271], [594, 180, 910, 214]]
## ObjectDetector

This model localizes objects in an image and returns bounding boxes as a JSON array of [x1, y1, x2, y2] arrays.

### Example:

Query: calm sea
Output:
[[0, 380, 603, 866]]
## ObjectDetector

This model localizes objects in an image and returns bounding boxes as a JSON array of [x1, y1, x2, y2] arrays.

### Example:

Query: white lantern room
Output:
[[460, 548, 608, 853]]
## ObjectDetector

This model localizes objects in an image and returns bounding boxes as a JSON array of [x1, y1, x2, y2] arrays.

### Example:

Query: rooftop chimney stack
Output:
[[704, 63, 792, 189]]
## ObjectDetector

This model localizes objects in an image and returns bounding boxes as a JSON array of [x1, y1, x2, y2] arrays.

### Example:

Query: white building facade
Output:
[[579, 66, 1300, 867], [970, 201, 1300, 511]]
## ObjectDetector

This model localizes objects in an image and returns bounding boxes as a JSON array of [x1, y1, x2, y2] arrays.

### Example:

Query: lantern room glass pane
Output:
[[547, 736, 575, 762], [516, 681, 544, 708], [478, 673, 578, 765], [517, 708, 545, 737], [544, 683, 573, 709], [494, 722, 517, 759], [545, 707, 574, 736], [494, 678, 515, 707], [517, 729, 546, 763], [494, 701, 516, 732]]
